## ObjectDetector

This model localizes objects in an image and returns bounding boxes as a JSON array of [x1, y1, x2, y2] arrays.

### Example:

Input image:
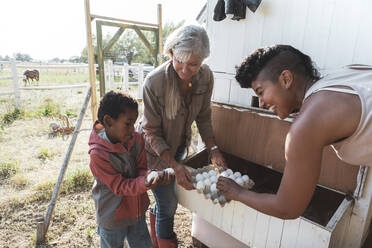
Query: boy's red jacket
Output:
[[88, 121, 149, 229]]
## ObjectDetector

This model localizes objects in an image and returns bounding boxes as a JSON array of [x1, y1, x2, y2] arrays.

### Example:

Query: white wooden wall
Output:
[[205, 0, 372, 106]]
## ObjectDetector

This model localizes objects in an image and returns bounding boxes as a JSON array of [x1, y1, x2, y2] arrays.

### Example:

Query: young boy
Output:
[[88, 90, 166, 248]]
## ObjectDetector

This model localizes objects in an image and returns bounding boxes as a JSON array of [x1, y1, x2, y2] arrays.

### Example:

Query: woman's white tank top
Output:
[[304, 65, 372, 166]]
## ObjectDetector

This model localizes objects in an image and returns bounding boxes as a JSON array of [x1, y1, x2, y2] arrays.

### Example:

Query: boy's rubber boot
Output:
[[149, 209, 159, 248], [157, 233, 178, 248]]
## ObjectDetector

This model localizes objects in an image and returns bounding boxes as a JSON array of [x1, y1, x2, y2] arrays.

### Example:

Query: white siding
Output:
[[206, 0, 372, 106]]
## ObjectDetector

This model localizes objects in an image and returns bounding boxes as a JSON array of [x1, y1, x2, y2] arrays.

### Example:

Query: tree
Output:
[[15, 53, 32, 62], [69, 56, 82, 63], [80, 20, 184, 66]]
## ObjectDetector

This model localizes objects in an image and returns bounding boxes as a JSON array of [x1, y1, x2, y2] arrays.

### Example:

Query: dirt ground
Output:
[[0, 88, 194, 247]]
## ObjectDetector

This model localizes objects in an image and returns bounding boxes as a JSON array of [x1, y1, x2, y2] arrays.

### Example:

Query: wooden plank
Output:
[[224, 19, 246, 74], [260, 0, 289, 46], [252, 212, 270, 248], [96, 21, 105, 96], [157, 4, 163, 63], [302, 0, 335, 69], [342, 168, 372, 248], [90, 14, 158, 27], [133, 27, 157, 58], [10, 59, 20, 108], [212, 76, 231, 104], [209, 199, 225, 229], [241, 206, 258, 246], [97, 20, 157, 32], [220, 201, 235, 234], [279, 0, 309, 50], [328, 199, 353, 248], [103, 27, 125, 53], [280, 218, 301, 248], [323, 0, 362, 69], [266, 216, 284, 248], [295, 219, 330, 248], [228, 80, 255, 107], [352, 0, 372, 65], [242, 2, 265, 56], [84, 0, 98, 122], [231, 201, 248, 242]]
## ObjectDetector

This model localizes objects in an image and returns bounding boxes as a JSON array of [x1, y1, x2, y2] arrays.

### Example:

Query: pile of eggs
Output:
[[190, 165, 255, 207]]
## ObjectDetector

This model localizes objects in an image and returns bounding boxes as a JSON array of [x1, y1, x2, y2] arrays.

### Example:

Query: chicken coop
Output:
[[176, 0, 372, 247]]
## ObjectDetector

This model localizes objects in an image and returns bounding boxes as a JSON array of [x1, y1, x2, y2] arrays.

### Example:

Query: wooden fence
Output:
[[0, 60, 154, 108]]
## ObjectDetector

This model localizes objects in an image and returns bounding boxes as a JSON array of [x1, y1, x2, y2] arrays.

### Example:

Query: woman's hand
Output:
[[217, 176, 244, 201], [172, 162, 194, 190], [210, 149, 227, 168]]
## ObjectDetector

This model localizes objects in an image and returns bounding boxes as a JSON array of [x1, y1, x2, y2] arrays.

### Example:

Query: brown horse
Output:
[[23, 69, 39, 86]]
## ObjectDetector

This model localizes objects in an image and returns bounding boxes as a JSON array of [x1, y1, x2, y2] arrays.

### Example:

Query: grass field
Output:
[[0, 68, 194, 247]]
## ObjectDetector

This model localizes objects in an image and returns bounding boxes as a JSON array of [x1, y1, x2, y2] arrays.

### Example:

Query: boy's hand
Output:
[[145, 170, 163, 189], [162, 168, 175, 184]]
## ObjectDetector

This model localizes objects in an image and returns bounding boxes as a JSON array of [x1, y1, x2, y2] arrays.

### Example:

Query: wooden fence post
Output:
[[122, 63, 129, 91], [138, 64, 144, 100], [10, 58, 20, 109]]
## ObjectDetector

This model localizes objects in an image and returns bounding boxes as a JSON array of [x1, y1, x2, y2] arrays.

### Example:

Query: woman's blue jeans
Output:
[[151, 145, 186, 239]]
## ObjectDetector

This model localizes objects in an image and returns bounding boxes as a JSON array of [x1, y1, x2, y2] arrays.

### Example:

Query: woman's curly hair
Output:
[[235, 45, 320, 88], [97, 90, 138, 125]]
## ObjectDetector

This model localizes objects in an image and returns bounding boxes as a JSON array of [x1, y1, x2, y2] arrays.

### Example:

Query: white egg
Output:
[[210, 183, 217, 192], [228, 174, 235, 180], [210, 175, 217, 183], [242, 175, 249, 183], [202, 172, 209, 179], [204, 178, 211, 186], [147, 171, 159, 182], [195, 173, 203, 182], [233, 171, 241, 178], [164, 168, 175, 175], [235, 177, 244, 186], [226, 169, 233, 176], [247, 179, 255, 189], [220, 171, 228, 177], [218, 195, 227, 204], [196, 181, 205, 191], [208, 170, 217, 176]]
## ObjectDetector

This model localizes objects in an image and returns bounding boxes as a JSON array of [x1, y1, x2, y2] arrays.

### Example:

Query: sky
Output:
[[0, 0, 206, 61]]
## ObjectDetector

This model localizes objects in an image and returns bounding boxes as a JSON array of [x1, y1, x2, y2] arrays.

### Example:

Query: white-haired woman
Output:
[[140, 25, 226, 247]]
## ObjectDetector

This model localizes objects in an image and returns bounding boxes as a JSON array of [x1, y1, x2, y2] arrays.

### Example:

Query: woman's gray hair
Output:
[[164, 25, 210, 63]]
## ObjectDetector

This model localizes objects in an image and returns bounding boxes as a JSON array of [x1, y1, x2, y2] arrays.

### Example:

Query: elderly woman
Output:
[[217, 44, 372, 246], [141, 25, 226, 247]]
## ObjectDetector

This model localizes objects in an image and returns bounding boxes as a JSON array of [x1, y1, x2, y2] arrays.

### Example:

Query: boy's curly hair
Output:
[[97, 90, 138, 125], [235, 45, 320, 88]]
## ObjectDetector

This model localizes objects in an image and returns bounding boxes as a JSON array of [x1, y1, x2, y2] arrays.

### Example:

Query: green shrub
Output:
[[64, 110, 78, 118], [31, 167, 93, 203], [10, 173, 30, 189], [0, 159, 19, 179], [1, 108, 24, 125], [64, 167, 94, 193], [31, 98, 61, 117], [37, 148, 56, 160]]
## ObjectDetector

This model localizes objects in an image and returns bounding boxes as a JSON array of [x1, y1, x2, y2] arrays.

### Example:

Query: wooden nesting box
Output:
[[177, 103, 372, 248]]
